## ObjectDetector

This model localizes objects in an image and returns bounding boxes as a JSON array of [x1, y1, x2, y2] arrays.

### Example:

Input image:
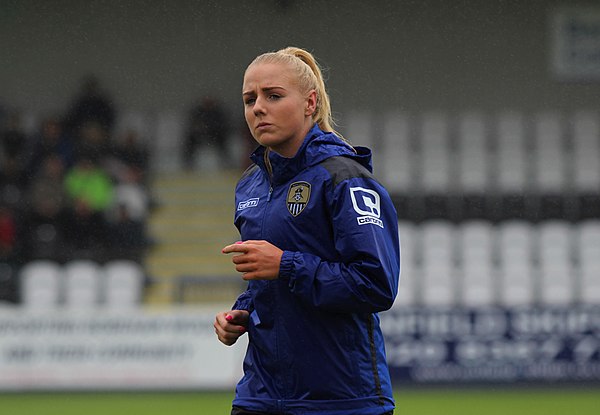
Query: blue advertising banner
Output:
[[381, 305, 600, 383]]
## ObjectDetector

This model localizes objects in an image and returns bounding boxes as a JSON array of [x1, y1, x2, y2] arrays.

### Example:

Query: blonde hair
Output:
[[248, 46, 344, 139]]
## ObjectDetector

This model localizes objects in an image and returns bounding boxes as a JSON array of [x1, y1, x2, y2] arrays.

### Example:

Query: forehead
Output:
[[242, 62, 297, 91]]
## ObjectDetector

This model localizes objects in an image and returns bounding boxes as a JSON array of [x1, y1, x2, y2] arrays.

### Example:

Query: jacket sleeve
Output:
[[232, 288, 254, 313], [278, 178, 400, 314]]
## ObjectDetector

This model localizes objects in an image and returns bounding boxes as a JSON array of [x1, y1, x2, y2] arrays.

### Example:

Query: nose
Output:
[[253, 96, 266, 116]]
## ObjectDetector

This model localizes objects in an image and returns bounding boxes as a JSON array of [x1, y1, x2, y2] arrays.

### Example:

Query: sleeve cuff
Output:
[[279, 250, 296, 282]]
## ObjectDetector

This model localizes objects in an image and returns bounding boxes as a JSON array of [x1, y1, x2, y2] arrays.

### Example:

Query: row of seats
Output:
[[17, 259, 145, 310], [346, 110, 600, 195], [21, 109, 599, 193], [395, 219, 600, 308]]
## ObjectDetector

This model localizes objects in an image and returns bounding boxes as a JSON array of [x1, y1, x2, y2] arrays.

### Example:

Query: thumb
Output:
[[226, 309, 249, 324]]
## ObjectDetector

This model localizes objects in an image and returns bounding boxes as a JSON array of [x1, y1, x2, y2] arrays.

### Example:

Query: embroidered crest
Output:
[[287, 181, 311, 216]]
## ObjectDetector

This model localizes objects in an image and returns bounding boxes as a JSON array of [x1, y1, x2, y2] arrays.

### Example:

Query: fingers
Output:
[[214, 311, 248, 346], [222, 240, 250, 254], [222, 240, 282, 280]]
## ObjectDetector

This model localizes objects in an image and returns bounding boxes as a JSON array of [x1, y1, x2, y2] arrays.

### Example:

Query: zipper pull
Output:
[[267, 186, 273, 201]]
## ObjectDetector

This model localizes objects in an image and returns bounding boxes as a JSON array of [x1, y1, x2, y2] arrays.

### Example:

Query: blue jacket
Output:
[[231, 124, 400, 415]]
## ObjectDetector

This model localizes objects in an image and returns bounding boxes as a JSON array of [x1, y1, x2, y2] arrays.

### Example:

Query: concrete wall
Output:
[[1, 0, 599, 121]]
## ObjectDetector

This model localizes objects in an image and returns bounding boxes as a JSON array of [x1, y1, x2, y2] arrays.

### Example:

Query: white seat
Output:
[[115, 110, 152, 139], [495, 111, 529, 193], [153, 111, 186, 172], [459, 221, 496, 306], [571, 111, 600, 192], [420, 221, 456, 306], [532, 112, 567, 193], [104, 260, 145, 308], [20, 260, 62, 309], [419, 112, 452, 193], [63, 260, 102, 309], [537, 221, 575, 305], [576, 220, 600, 304], [577, 220, 600, 267], [345, 110, 377, 161], [456, 112, 490, 193], [381, 111, 413, 193], [422, 220, 455, 265], [421, 264, 456, 307], [461, 263, 496, 307], [394, 221, 417, 307], [498, 221, 535, 306], [500, 262, 536, 306]]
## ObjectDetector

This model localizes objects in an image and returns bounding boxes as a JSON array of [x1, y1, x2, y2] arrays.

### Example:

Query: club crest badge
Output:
[[287, 181, 311, 216]]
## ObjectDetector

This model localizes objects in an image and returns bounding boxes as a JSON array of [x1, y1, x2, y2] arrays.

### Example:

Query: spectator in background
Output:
[[0, 204, 17, 263], [63, 197, 109, 261], [62, 156, 113, 260], [27, 117, 75, 178], [112, 129, 149, 175], [1, 111, 28, 168], [20, 154, 70, 262], [64, 156, 114, 213], [0, 158, 27, 209], [63, 75, 115, 137], [182, 95, 230, 170], [75, 120, 111, 163]]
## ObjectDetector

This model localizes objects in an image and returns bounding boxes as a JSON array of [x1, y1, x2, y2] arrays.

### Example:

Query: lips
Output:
[[256, 122, 271, 128]]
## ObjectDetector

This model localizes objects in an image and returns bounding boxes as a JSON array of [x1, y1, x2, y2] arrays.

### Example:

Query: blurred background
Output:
[[0, 0, 598, 411]]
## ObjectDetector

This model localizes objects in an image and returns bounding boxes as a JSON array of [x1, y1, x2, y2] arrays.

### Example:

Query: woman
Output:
[[214, 47, 400, 415]]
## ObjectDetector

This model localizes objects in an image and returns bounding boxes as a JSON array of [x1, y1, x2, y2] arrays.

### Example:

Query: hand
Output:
[[214, 309, 249, 346], [222, 240, 283, 280]]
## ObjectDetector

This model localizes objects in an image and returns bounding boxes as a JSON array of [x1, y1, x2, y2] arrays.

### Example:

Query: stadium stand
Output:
[[2, 107, 598, 308]]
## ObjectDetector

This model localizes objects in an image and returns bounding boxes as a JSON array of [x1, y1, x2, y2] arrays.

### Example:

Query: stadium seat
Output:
[[345, 110, 377, 157], [19, 260, 63, 309], [458, 221, 496, 306], [103, 260, 145, 308], [576, 220, 600, 304], [420, 221, 457, 306], [498, 221, 535, 306], [571, 111, 600, 193], [456, 111, 491, 194], [419, 112, 452, 193], [154, 111, 186, 172], [495, 111, 529, 193], [115, 110, 153, 139], [532, 112, 567, 193], [394, 221, 417, 307], [537, 221, 575, 305], [381, 111, 413, 193], [63, 260, 102, 309]]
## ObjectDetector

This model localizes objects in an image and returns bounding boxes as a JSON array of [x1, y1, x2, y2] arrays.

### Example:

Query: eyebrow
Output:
[[242, 86, 286, 96]]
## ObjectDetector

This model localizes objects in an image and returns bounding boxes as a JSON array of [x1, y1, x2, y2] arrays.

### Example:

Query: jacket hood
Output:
[[250, 124, 373, 185]]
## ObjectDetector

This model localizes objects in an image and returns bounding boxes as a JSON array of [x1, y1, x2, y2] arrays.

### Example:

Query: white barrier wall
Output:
[[0, 307, 246, 391]]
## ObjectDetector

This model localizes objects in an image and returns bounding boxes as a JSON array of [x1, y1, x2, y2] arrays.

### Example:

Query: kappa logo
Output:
[[287, 181, 311, 216], [350, 187, 384, 228], [237, 198, 259, 211]]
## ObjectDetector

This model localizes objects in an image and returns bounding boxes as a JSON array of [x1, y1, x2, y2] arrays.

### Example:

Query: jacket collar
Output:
[[250, 124, 371, 185]]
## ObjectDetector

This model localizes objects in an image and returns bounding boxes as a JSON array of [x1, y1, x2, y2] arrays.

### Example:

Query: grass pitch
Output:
[[0, 388, 598, 415]]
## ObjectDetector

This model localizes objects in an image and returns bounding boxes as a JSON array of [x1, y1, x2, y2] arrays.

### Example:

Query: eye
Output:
[[268, 94, 281, 100], [244, 97, 256, 105]]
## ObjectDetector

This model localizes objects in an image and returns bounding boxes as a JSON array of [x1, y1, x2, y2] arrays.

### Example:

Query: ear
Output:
[[305, 90, 317, 116]]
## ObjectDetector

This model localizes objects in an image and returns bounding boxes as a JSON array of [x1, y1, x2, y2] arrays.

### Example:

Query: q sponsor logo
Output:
[[350, 187, 384, 228], [237, 198, 259, 211]]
